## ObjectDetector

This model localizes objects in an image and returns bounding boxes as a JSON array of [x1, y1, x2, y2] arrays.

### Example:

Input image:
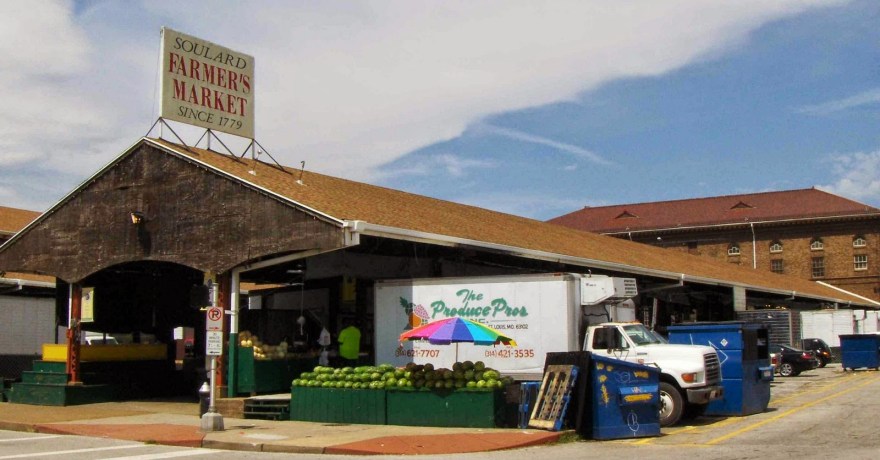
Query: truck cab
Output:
[[584, 322, 723, 426]]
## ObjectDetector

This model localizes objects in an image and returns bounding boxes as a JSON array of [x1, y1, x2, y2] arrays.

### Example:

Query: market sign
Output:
[[81, 287, 94, 323], [159, 27, 255, 138]]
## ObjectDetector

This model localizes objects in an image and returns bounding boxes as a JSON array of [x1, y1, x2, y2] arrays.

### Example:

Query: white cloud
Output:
[[380, 153, 495, 178], [473, 123, 612, 165], [796, 88, 880, 115], [0, 0, 843, 210], [817, 150, 880, 206]]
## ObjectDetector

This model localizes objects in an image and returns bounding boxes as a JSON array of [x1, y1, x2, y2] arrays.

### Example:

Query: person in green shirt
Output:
[[337, 320, 361, 365]]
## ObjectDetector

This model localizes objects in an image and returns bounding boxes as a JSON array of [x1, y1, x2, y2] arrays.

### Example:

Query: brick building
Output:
[[549, 188, 880, 303]]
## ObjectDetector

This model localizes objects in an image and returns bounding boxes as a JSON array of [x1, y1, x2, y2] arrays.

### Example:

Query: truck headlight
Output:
[[681, 372, 700, 383]]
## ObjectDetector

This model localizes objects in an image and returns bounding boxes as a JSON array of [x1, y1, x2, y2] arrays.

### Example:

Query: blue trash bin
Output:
[[667, 322, 772, 416], [839, 334, 880, 371], [590, 354, 660, 440]]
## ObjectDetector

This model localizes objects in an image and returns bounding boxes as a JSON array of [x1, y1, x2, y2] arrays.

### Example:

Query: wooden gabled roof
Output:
[[145, 139, 872, 306], [548, 189, 880, 234]]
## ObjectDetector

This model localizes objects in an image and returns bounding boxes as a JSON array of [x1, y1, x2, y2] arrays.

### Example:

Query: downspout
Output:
[[750, 222, 757, 269]]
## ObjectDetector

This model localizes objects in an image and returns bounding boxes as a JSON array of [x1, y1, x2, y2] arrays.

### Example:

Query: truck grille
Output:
[[704, 353, 722, 383]]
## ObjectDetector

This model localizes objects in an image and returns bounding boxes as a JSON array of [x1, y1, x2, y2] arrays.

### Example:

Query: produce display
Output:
[[292, 360, 514, 390], [238, 330, 290, 360]]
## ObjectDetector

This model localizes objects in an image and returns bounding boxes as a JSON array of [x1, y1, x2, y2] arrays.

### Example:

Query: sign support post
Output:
[[201, 291, 225, 431]]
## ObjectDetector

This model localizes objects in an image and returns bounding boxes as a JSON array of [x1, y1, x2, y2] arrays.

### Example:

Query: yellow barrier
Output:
[[41, 344, 167, 362]]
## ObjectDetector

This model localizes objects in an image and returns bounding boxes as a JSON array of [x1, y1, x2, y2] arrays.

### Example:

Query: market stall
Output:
[[234, 331, 318, 395]]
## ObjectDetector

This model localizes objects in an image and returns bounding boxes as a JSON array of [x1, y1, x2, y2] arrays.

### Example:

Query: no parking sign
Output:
[[205, 307, 224, 356]]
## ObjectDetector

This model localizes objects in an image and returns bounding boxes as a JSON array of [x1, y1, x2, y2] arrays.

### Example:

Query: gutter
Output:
[[345, 220, 868, 306], [817, 281, 880, 308], [0, 276, 56, 290]]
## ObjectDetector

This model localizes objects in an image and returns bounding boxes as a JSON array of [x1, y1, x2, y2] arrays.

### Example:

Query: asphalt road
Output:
[[1, 364, 877, 459]]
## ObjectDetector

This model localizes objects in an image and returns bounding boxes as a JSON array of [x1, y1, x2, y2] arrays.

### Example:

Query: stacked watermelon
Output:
[[292, 360, 514, 390]]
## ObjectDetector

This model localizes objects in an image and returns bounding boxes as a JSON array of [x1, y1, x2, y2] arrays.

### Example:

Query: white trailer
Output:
[[375, 273, 589, 380]]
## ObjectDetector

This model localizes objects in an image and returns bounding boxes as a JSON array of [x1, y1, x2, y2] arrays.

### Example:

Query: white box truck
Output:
[[375, 272, 723, 426]]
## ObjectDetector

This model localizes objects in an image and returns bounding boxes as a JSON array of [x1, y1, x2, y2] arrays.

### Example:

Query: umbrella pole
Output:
[[455, 343, 459, 363]]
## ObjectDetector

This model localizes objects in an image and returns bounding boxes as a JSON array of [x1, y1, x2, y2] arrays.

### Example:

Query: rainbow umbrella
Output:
[[399, 317, 517, 346]]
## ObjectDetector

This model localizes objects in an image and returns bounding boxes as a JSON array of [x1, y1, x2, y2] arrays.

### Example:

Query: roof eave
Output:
[[347, 220, 873, 307], [604, 212, 880, 236]]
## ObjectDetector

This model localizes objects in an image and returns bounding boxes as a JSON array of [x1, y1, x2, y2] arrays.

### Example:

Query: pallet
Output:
[[527, 365, 579, 431]]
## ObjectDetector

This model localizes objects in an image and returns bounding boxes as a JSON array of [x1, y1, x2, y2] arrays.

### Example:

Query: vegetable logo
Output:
[[399, 297, 431, 330]]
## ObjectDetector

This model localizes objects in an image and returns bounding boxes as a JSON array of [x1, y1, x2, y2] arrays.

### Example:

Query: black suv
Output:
[[802, 338, 834, 367]]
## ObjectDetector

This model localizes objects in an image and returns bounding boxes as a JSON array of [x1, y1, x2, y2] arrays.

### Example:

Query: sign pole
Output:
[[201, 284, 225, 432]]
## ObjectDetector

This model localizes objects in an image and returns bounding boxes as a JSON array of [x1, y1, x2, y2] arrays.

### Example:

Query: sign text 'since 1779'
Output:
[[159, 27, 255, 138]]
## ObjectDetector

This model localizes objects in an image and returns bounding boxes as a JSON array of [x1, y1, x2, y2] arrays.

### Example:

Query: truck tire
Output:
[[659, 381, 684, 427]]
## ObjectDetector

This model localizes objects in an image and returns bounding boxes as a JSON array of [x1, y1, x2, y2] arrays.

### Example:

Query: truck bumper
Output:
[[686, 384, 724, 404]]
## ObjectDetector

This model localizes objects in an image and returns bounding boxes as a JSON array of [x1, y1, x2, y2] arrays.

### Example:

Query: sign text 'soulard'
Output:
[[159, 27, 255, 138]]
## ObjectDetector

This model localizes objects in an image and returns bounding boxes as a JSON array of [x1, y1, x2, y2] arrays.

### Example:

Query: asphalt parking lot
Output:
[[517, 362, 880, 460]]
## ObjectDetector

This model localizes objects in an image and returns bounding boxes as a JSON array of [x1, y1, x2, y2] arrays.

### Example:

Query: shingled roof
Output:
[[0, 205, 40, 236], [548, 188, 880, 234], [121, 139, 872, 307]]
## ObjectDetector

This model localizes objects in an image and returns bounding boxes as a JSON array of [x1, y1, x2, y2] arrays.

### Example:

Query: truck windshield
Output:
[[622, 324, 664, 345]]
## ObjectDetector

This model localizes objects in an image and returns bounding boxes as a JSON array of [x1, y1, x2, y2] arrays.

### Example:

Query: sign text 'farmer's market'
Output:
[[160, 27, 255, 138]]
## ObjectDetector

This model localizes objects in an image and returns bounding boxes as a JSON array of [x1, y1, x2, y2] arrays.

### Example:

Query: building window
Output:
[[854, 254, 868, 271], [769, 242, 783, 253], [811, 257, 825, 278], [810, 238, 824, 251], [771, 259, 784, 274], [853, 236, 867, 248], [727, 244, 741, 256]]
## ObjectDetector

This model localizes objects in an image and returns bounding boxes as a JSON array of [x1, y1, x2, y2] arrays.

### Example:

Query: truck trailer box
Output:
[[375, 273, 588, 380]]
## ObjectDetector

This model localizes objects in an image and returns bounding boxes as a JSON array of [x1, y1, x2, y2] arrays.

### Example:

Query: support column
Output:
[[227, 269, 240, 397], [733, 286, 747, 312], [66, 283, 82, 384], [216, 272, 230, 392]]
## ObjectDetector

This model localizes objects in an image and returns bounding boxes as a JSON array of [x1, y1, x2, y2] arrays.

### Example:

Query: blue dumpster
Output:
[[839, 334, 880, 371], [668, 322, 772, 416], [590, 354, 660, 440]]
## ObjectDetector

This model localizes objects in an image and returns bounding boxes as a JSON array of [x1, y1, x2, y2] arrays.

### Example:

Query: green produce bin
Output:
[[386, 389, 500, 428], [289, 387, 386, 424], [236, 347, 317, 395]]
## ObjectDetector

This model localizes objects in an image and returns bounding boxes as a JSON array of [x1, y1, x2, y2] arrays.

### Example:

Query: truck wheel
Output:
[[659, 382, 684, 427]]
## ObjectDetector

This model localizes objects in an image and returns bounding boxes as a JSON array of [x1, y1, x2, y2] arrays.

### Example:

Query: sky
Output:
[[0, 0, 877, 221]]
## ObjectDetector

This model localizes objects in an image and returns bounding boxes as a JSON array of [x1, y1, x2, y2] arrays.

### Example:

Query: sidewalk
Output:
[[0, 400, 562, 455]]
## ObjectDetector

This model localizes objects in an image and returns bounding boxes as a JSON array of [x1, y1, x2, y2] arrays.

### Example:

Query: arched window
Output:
[[853, 236, 867, 248], [728, 244, 741, 256], [810, 238, 824, 251], [769, 242, 783, 253]]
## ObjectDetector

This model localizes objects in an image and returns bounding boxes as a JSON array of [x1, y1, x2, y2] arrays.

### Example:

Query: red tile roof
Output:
[[548, 188, 880, 233]]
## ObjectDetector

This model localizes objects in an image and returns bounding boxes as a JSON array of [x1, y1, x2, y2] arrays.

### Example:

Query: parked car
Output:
[[770, 343, 816, 377], [801, 338, 834, 367]]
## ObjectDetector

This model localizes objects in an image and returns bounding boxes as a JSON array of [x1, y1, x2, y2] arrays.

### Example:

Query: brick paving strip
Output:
[[324, 431, 561, 455], [36, 423, 205, 448]]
